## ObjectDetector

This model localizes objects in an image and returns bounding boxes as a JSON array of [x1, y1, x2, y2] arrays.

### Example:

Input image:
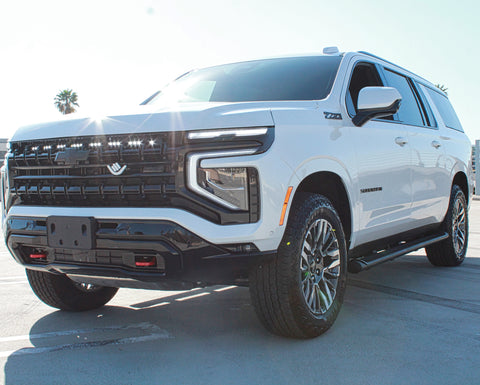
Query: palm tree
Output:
[[435, 84, 448, 95], [54, 89, 79, 114]]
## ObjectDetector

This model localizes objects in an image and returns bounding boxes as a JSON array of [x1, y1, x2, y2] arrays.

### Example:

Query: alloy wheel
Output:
[[452, 197, 467, 256], [300, 219, 340, 315]]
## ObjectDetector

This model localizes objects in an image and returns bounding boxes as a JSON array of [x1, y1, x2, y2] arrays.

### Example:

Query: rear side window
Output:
[[425, 88, 463, 132], [413, 82, 437, 128], [382, 69, 424, 126]]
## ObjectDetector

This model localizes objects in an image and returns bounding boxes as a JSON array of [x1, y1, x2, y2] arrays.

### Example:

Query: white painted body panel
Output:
[[3, 52, 473, 254], [10, 103, 275, 142]]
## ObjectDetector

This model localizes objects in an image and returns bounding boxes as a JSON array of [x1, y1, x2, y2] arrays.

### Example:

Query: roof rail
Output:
[[357, 51, 431, 86], [357, 51, 400, 68]]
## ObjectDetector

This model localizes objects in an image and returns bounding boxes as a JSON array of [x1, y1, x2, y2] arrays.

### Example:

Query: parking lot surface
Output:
[[1, 202, 480, 384]]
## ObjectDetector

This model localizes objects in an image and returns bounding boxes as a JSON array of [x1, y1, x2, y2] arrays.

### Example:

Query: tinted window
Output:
[[413, 82, 437, 128], [147, 56, 342, 104], [425, 87, 463, 132], [347, 62, 383, 115], [383, 69, 424, 126]]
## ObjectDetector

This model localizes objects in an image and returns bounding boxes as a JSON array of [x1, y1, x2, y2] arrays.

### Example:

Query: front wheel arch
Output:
[[292, 171, 352, 249]]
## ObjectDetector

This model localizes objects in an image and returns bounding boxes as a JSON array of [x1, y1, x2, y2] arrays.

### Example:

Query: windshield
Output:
[[146, 56, 342, 105]]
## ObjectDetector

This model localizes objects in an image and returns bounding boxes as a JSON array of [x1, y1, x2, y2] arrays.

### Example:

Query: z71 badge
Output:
[[324, 112, 342, 120]]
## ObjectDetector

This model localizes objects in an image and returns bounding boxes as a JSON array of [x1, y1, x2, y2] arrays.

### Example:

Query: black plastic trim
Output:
[[348, 232, 448, 273], [348, 223, 442, 259], [6, 216, 276, 289], [352, 100, 401, 127]]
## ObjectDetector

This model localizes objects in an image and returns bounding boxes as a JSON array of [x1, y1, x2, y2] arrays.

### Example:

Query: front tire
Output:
[[249, 192, 347, 338], [425, 185, 468, 266], [26, 269, 118, 311]]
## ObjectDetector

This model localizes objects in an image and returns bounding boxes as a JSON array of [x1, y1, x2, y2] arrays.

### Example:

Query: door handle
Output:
[[431, 140, 442, 149], [395, 137, 408, 147]]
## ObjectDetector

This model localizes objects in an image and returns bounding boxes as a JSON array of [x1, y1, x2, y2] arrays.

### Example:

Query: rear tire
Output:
[[425, 185, 468, 266], [249, 192, 347, 338], [26, 269, 118, 311]]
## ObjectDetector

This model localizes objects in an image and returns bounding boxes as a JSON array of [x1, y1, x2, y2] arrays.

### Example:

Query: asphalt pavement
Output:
[[1, 202, 479, 384]]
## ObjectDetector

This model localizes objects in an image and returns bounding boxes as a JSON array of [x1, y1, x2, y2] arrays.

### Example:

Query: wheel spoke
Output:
[[308, 284, 316, 307], [325, 259, 340, 271], [303, 240, 312, 254], [321, 279, 333, 307], [316, 285, 329, 312], [457, 231, 465, 247], [322, 237, 335, 256], [303, 276, 310, 291], [299, 217, 341, 315], [324, 277, 337, 293], [313, 221, 324, 250], [301, 250, 310, 265], [321, 222, 328, 249], [326, 247, 340, 259], [324, 270, 339, 279], [451, 198, 467, 255]]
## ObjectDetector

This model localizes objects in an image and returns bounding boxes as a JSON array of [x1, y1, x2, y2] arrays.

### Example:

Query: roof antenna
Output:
[[323, 46, 339, 55]]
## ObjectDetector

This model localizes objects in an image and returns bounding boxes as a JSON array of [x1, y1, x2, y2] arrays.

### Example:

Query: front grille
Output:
[[7, 131, 263, 225], [8, 132, 185, 207]]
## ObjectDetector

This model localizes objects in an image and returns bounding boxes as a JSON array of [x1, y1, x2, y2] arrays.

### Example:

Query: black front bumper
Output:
[[6, 216, 275, 290]]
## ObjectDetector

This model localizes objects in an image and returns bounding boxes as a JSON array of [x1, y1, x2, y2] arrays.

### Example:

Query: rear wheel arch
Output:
[[452, 171, 469, 203], [291, 172, 352, 248]]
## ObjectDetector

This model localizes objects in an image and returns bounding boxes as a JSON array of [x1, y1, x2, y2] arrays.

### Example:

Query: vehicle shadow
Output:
[[3, 286, 289, 385], [4, 252, 479, 385]]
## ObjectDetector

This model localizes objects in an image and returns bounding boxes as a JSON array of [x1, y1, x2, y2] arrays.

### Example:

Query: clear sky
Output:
[[1, 0, 479, 141]]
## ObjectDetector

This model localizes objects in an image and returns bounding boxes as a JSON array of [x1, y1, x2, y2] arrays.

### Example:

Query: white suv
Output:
[[1, 49, 472, 338]]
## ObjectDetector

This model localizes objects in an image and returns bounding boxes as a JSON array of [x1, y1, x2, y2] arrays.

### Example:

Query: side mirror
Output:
[[352, 86, 402, 127]]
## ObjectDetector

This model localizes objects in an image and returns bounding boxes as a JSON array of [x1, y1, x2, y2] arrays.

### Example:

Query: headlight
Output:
[[186, 127, 273, 212], [197, 167, 249, 210], [187, 149, 257, 211]]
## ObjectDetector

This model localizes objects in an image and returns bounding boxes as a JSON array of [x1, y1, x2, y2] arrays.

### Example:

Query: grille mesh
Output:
[[8, 132, 185, 207]]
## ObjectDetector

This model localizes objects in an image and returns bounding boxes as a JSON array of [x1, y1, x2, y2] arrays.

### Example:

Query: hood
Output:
[[10, 102, 275, 142]]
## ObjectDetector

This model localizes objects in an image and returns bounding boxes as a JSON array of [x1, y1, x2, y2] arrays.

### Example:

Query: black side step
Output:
[[348, 232, 448, 273]]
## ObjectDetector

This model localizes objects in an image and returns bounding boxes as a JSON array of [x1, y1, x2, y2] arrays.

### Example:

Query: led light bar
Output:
[[187, 127, 268, 140]]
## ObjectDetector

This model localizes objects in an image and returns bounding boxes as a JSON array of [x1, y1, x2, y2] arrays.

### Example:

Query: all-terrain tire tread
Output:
[[26, 269, 118, 311], [425, 185, 468, 267], [249, 192, 347, 338]]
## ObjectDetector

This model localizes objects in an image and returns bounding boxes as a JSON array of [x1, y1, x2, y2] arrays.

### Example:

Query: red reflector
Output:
[[135, 260, 156, 267], [30, 253, 47, 259]]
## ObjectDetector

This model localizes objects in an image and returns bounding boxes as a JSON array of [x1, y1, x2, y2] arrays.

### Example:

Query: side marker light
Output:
[[279, 186, 293, 226]]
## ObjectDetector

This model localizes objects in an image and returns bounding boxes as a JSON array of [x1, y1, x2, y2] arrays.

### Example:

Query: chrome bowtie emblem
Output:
[[107, 162, 127, 176]]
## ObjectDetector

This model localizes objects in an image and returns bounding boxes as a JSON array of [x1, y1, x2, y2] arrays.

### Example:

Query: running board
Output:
[[348, 232, 449, 273]]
